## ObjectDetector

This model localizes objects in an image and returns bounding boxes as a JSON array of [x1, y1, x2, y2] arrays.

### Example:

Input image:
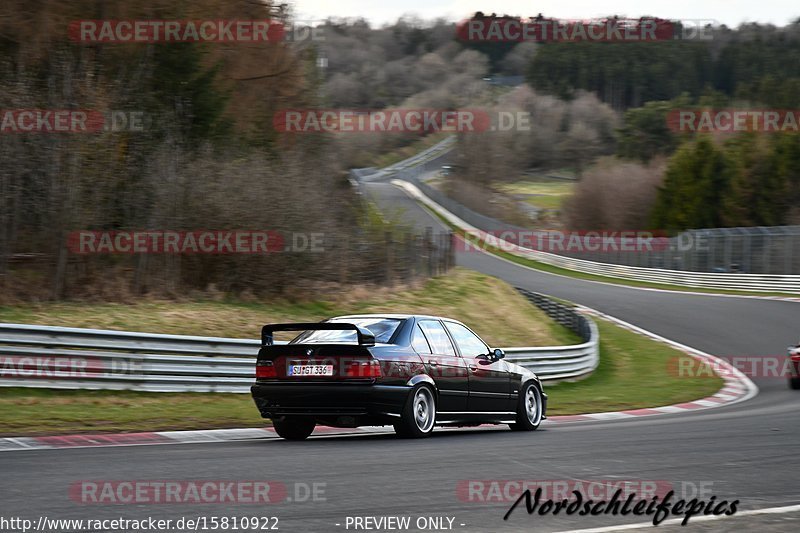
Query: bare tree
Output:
[[563, 157, 667, 230]]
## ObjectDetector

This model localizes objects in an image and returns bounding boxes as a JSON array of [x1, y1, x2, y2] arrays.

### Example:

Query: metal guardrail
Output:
[[0, 324, 263, 393], [550, 226, 800, 275], [507, 289, 599, 381], [0, 294, 599, 392], [396, 179, 800, 294]]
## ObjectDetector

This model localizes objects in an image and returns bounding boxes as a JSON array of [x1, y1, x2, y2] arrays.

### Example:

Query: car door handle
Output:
[[428, 360, 438, 367], [469, 365, 478, 372]]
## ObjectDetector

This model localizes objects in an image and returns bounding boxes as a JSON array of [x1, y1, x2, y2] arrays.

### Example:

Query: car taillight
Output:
[[345, 360, 382, 378], [256, 361, 277, 379]]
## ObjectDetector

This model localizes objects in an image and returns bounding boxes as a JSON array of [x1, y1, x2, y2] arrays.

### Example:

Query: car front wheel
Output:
[[510, 382, 543, 431], [394, 385, 436, 438]]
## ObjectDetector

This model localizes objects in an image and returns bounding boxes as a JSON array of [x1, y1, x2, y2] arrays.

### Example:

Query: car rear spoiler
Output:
[[261, 323, 376, 347]]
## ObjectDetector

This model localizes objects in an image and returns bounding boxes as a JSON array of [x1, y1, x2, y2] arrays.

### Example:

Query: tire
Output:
[[394, 385, 436, 438], [789, 376, 800, 390], [510, 382, 543, 431], [272, 417, 316, 441]]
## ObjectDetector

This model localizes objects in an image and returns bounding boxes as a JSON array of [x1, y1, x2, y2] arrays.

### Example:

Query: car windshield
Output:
[[290, 318, 403, 344]]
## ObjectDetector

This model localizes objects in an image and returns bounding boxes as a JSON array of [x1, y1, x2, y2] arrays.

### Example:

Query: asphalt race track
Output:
[[1, 180, 799, 532]]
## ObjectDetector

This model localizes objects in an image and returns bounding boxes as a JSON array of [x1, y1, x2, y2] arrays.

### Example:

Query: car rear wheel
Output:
[[272, 417, 316, 440], [394, 385, 436, 438], [789, 376, 800, 390], [510, 382, 542, 431]]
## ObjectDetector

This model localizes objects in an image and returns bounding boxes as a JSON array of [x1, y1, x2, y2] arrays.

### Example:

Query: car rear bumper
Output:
[[251, 382, 411, 420]]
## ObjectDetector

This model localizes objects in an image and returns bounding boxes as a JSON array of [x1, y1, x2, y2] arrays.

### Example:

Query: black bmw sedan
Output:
[[251, 315, 547, 440]]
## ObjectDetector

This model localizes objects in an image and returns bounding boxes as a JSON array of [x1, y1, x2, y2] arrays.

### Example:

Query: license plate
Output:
[[289, 364, 334, 376]]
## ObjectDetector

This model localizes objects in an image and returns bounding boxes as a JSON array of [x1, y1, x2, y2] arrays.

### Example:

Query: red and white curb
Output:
[[540, 305, 758, 424], [0, 425, 416, 452], [0, 426, 385, 452]]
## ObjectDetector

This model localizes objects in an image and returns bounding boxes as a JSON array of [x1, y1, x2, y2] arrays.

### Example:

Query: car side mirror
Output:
[[492, 348, 505, 361]]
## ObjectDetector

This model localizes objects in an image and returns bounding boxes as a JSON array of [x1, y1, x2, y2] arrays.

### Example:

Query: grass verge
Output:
[[0, 268, 577, 347], [0, 388, 263, 436], [546, 318, 723, 415], [495, 180, 574, 211]]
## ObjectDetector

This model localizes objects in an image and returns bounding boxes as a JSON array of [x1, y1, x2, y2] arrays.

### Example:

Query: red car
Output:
[[790, 345, 800, 389]]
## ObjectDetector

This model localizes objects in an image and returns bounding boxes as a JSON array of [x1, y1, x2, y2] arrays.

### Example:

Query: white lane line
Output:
[[694, 399, 724, 407], [0, 437, 45, 450], [0, 440, 167, 452], [712, 394, 737, 401], [583, 412, 636, 420], [653, 406, 686, 413], [156, 428, 273, 443], [552, 504, 800, 532], [719, 387, 745, 394]]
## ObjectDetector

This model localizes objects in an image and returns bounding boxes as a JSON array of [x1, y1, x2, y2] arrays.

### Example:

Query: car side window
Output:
[[445, 322, 489, 358], [412, 324, 432, 354], [418, 320, 456, 356]]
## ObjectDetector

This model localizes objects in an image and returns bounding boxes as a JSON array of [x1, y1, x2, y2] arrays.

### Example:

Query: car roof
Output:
[[331, 313, 459, 322]]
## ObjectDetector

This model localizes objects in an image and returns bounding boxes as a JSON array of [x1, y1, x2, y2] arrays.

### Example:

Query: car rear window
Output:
[[290, 318, 402, 344]]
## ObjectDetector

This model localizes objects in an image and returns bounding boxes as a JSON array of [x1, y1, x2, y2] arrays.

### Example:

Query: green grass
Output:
[[0, 268, 576, 348], [0, 388, 264, 436], [546, 319, 722, 415], [496, 180, 575, 211], [523, 195, 566, 210]]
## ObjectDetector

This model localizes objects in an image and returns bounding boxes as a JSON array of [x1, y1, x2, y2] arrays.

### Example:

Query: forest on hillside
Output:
[[320, 13, 800, 232], [3, 4, 800, 301]]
